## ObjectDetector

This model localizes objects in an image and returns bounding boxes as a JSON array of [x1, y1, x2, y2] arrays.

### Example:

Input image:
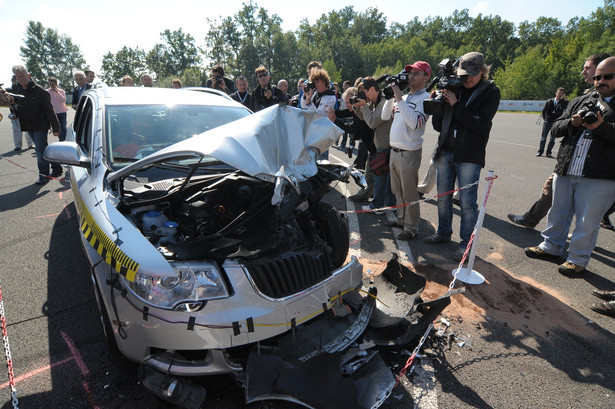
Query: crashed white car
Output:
[[45, 86, 451, 409]]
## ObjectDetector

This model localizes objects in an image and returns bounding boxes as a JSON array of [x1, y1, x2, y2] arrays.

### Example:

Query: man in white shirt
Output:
[[381, 61, 431, 239]]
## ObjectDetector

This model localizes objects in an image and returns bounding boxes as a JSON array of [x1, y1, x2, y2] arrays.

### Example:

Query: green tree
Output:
[[19, 21, 86, 90], [100, 46, 148, 86], [146, 29, 201, 78]]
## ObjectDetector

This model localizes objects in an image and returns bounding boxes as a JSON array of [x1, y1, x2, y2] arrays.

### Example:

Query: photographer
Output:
[[424, 52, 500, 261], [251, 65, 287, 112], [327, 85, 375, 202], [205, 64, 236, 95], [353, 76, 395, 213], [525, 56, 615, 278], [381, 61, 431, 240]]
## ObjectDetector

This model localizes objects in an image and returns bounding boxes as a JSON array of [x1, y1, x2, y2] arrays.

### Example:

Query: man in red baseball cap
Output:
[[381, 61, 431, 240]]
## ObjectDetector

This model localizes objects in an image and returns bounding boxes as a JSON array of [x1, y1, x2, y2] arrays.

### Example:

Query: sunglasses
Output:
[[593, 73, 615, 81], [257, 73, 269, 78]]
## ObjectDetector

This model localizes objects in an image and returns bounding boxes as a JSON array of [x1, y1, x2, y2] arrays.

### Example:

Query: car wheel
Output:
[[91, 271, 120, 354], [314, 202, 349, 269]]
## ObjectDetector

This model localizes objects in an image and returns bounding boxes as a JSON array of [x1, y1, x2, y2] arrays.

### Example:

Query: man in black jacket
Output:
[[525, 56, 615, 276], [251, 65, 287, 112], [230, 76, 253, 111], [423, 52, 501, 262], [537, 87, 568, 157], [9, 65, 61, 184]]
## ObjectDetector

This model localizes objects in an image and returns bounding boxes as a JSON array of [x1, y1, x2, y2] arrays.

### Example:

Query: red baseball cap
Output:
[[405, 61, 431, 77]]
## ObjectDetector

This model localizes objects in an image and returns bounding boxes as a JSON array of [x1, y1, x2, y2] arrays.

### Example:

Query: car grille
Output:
[[244, 250, 332, 299]]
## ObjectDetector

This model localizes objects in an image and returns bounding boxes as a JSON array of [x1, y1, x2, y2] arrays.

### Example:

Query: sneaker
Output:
[[558, 261, 585, 276], [362, 205, 383, 215], [35, 177, 50, 185], [524, 246, 559, 260], [396, 231, 416, 240], [28, 145, 35, 149], [454, 248, 465, 262]]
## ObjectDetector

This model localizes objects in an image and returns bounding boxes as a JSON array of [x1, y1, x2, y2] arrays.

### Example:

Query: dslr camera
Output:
[[350, 91, 366, 105], [303, 81, 316, 92], [577, 99, 600, 125], [423, 57, 466, 116], [215, 77, 224, 85], [379, 67, 411, 100]]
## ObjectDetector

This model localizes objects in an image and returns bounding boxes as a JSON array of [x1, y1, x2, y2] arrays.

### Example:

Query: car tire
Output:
[[91, 271, 120, 354], [314, 202, 349, 269]]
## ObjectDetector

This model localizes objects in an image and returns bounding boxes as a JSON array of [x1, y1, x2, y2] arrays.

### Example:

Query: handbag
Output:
[[369, 150, 390, 176]]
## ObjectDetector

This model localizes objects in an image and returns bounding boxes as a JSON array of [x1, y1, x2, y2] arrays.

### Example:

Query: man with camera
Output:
[[205, 64, 236, 95], [251, 65, 287, 112], [525, 56, 615, 277], [380, 62, 431, 240], [353, 77, 395, 214], [424, 52, 500, 261]]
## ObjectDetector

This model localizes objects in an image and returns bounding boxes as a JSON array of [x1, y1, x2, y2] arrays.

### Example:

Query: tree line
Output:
[[19, 0, 615, 99]]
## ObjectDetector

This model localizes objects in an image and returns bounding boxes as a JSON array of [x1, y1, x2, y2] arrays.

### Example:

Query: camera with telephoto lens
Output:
[[350, 91, 366, 105], [380, 69, 411, 100], [423, 57, 467, 116], [577, 99, 600, 125], [303, 81, 316, 92]]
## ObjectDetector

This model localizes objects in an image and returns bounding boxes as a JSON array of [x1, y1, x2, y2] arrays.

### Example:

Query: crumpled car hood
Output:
[[109, 105, 342, 183]]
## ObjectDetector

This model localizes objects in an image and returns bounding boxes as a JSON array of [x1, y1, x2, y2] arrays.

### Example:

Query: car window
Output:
[[74, 97, 93, 156], [106, 104, 249, 169]]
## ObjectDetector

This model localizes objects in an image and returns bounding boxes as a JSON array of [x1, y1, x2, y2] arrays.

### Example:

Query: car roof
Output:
[[89, 86, 243, 108]]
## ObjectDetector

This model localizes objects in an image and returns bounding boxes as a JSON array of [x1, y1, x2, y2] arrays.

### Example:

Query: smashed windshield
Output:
[[105, 104, 250, 168]]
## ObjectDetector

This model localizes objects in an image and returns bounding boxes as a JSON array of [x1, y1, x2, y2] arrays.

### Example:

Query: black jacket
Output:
[[551, 92, 615, 180], [72, 83, 91, 107], [13, 79, 59, 133], [542, 98, 569, 122], [230, 91, 254, 111], [251, 84, 287, 112], [432, 80, 500, 168]]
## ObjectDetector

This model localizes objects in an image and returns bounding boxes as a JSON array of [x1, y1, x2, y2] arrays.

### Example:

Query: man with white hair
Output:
[[8, 65, 62, 184], [71, 70, 91, 109]]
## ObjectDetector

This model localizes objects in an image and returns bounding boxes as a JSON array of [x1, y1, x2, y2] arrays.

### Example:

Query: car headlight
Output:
[[124, 262, 230, 310]]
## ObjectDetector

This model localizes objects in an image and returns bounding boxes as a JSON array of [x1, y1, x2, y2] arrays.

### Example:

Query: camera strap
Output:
[[596, 94, 615, 121]]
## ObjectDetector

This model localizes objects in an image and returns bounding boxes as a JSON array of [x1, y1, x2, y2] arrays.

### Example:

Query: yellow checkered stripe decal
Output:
[[75, 193, 140, 281]]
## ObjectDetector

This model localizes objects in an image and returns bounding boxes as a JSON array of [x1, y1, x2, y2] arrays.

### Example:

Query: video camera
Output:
[[423, 57, 466, 116], [378, 67, 411, 100]]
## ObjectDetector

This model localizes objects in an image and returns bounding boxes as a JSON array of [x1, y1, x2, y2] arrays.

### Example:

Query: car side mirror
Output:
[[44, 141, 91, 168]]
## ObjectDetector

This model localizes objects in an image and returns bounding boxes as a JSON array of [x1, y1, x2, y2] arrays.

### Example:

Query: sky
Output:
[[0, 0, 605, 87]]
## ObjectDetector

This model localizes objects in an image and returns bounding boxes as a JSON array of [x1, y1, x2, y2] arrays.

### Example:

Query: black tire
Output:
[[314, 202, 349, 269], [91, 271, 120, 354]]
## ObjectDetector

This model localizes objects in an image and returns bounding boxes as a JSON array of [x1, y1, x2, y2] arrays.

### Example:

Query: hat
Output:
[[457, 52, 484, 76], [405, 61, 431, 77]]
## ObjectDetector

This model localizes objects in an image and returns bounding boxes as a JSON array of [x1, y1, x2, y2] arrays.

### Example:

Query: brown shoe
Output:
[[524, 246, 559, 260], [591, 300, 615, 317], [558, 261, 585, 276], [592, 290, 615, 301], [423, 234, 451, 244]]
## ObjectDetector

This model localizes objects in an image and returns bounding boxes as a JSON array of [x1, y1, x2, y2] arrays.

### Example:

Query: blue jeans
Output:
[[29, 131, 61, 177], [436, 150, 481, 248], [57, 112, 67, 141], [371, 149, 396, 209], [539, 175, 615, 267]]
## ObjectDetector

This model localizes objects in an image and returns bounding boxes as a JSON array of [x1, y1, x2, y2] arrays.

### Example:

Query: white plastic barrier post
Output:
[[452, 170, 495, 285]]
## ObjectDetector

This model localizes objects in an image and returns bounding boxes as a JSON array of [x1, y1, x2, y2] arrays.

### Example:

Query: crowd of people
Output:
[[1, 52, 614, 317]]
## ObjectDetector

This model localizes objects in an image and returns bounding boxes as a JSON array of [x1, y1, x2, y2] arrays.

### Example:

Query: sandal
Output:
[[423, 234, 451, 244]]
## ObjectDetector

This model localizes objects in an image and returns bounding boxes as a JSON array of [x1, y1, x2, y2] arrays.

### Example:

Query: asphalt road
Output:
[[0, 107, 614, 409]]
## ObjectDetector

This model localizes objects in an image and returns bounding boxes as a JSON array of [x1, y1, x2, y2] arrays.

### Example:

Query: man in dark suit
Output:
[[537, 87, 568, 157], [71, 70, 91, 110]]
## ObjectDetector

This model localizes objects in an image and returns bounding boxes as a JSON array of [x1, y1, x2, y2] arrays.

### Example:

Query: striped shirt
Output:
[[567, 129, 592, 176]]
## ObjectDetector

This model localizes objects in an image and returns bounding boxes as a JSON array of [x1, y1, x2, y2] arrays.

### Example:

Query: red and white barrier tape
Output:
[[0, 285, 19, 409], [0, 155, 68, 183]]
